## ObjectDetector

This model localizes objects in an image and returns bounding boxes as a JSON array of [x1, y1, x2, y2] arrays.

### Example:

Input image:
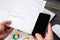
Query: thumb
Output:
[[35, 33, 43, 40], [0, 21, 11, 30], [1, 21, 11, 25]]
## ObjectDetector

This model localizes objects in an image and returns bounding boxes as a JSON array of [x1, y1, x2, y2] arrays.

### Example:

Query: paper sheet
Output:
[[0, 0, 46, 34], [42, 8, 56, 22], [52, 24, 60, 38]]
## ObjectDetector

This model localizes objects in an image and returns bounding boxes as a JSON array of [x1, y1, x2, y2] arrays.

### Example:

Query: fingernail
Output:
[[35, 33, 39, 36], [5, 24, 10, 27]]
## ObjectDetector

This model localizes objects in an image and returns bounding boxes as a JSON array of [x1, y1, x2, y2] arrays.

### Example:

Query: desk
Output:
[[45, 0, 60, 10], [45, 1, 60, 40]]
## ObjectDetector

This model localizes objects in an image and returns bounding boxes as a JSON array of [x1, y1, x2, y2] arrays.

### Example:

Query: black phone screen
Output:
[[32, 13, 50, 37]]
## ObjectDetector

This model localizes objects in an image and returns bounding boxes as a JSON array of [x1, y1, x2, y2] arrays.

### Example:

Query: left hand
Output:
[[0, 21, 13, 40]]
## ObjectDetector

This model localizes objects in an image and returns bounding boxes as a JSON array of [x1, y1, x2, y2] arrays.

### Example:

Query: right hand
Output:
[[34, 23, 54, 40]]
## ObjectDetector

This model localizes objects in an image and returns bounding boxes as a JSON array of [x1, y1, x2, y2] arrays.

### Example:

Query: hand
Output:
[[34, 23, 54, 40], [0, 21, 13, 40]]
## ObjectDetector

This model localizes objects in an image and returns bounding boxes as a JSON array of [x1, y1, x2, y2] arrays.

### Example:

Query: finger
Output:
[[0, 24, 5, 30], [33, 36, 37, 40], [44, 23, 51, 37], [35, 33, 43, 40], [48, 23, 52, 34], [47, 23, 54, 40], [0, 21, 11, 30], [7, 28, 13, 33], [1, 21, 11, 25], [0, 33, 8, 39], [44, 23, 52, 37]]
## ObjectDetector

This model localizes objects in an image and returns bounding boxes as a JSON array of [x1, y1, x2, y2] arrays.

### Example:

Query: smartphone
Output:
[[32, 13, 50, 37]]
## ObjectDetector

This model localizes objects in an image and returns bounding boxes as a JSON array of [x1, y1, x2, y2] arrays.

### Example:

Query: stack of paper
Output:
[[0, 0, 46, 34]]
